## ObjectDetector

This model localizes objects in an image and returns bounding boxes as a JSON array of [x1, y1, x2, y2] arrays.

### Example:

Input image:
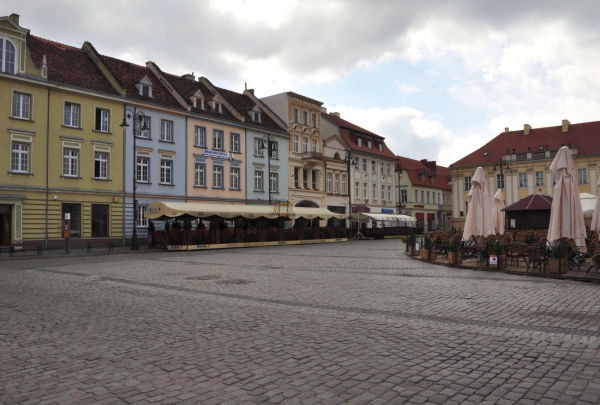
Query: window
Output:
[[136, 157, 149, 182], [251, 111, 261, 122], [0, 38, 17, 74], [137, 205, 148, 228], [270, 141, 278, 159], [415, 190, 418, 202], [91, 205, 109, 238], [312, 139, 318, 152], [381, 185, 385, 201], [11, 143, 29, 173], [371, 160, 376, 172], [254, 170, 263, 191], [294, 167, 300, 188], [303, 111, 308, 125], [372, 184, 377, 200], [230, 133, 240, 153], [362, 158, 367, 171], [213, 166, 223, 188], [12, 92, 30, 119], [63, 149, 79, 177], [312, 113, 317, 128], [363, 183, 367, 199], [464, 176, 472, 191], [230, 168, 240, 189], [95, 108, 109, 132], [342, 175, 347, 194], [140, 116, 151, 138], [303, 137, 308, 153], [94, 152, 108, 179], [421, 191, 424, 202], [196, 98, 203, 109], [355, 182, 360, 199], [214, 102, 221, 113], [327, 173, 332, 193], [142, 85, 150, 97], [64, 103, 80, 127], [254, 138, 263, 156], [213, 130, 224, 150], [380, 162, 384, 174], [387, 164, 391, 175], [312, 170, 318, 189], [270, 172, 278, 192], [358, 138, 363, 147], [62, 204, 81, 238], [427, 191, 430, 203], [334, 174, 339, 193], [578, 168, 587, 184], [194, 163, 205, 187], [535, 171, 544, 186], [368, 140, 372, 149], [293, 108, 299, 123], [519, 172, 527, 188], [160, 120, 173, 142], [160, 160, 172, 184], [379, 144, 383, 152], [195, 126, 206, 147], [293, 135, 299, 152], [497, 174, 504, 189], [401, 189, 407, 202]]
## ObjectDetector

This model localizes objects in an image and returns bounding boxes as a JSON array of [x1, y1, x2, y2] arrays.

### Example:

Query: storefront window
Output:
[[62, 203, 81, 238], [91, 204, 109, 237]]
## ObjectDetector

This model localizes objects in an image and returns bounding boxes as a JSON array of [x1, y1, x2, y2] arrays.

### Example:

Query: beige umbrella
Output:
[[492, 189, 505, 235], [547, 146, 587, 250], [463, 167, 493, 240], [591, 178, 600, 232]]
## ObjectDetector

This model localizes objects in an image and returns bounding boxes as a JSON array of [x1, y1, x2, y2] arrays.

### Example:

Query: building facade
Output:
[[396, 157, 453, 231], [450, 121, 600, 229], [322, 132, 351, 225]]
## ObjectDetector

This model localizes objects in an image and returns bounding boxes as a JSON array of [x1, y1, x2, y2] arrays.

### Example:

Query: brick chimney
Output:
[[9, 13, 19, 25], [524, 124, 532, 135], [562, 119, 570, 132], [504, 127, 509, 133], [181, 73, 195, 82], [321, 107, 327, 114], [331, 112, 340, 118]]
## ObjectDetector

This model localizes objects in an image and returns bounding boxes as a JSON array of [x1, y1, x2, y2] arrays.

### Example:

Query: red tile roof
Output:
[[27, 35, 120, 95], [397, 156, 452, 191], [452, 121, 600, 167], [503, 193, 553, 211], [322, 112, 380, 137], [101, 56, 185, 110]]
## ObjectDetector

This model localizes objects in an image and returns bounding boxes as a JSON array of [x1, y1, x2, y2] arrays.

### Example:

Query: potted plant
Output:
[[406, 234, 415, 255], [421, 235, 436, 260], [448, 242, 462, 264], [491, 241, 507, 269], [547, 246, 566, 274]]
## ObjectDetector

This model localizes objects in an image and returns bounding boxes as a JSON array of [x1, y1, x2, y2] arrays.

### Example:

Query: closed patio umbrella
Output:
[[492, 189, 505, 235], [463, 167, 493, 240], [591, 177, 600, 232], [547, 146, 587, 250]]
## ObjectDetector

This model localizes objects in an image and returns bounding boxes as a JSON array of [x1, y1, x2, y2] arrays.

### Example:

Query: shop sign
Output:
[[202, 149, 234, 160], [414, 204, 424, 208], [382, 208, 394, 213]]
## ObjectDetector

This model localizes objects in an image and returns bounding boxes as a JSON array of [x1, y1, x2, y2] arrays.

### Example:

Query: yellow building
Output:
[[450, 120, 600, 230], [0, 14, 125, 248]]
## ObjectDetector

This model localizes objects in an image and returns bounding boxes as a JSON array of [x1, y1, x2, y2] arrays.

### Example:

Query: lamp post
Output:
[[259, 135, 277, 205], [120, 108, 149, 250], [343, 151, 359, 230], [492, 158, 510, 191]]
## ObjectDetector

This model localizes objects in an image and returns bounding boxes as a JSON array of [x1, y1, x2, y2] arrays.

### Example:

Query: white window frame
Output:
[[363, 183, 367, 199], [95, 108, 110, 132], [362, 158, 367, 172], [230, 167, 240, 190], [94, 152, 108, 179], [312, 113, 317, 128], [139, 116, 151, 138], [137, 205, 148, 227], [388, 186, 392, 201], [302, 137, 308, 153], [312, 170, 318, 189], [327, 173, 332, 193], [12, 92, 31, 120], [63, 149, 79, 177], [464, 176, 472, 191], [194, 163, 205, 187], [519, 172, 527, 188], [381, 185, 385, 201], [0, 37, 17, 74], [213, 165, 223, 188], [160, 160, 172, 184], [195, 126, 206, 147], [535, 171, 544, 186], [355, 182, 360, 199], [270, 172, 278, 192], [254, 170, 263, 191], [64, 102, 80, 128], [160, 120, 173, 142], [497, 174, 504, 189], [293, 135, 299, 152], [11, 142, 29, 173], [254, 138, 263, 157], [293, 108, 299, 123], [371, 160, 376, 172], [401, 190, 407, 202], [136, 157, 149, 183], [334, 174, 339, 194], [578, 168, 587, 184], [368, 140, 372, 149], [303, 111, 308, 125], [213, 130, 224, 150], [230, 133, 240, 153], [387, 164, 391, 175], [312, 139, 318, 153], [342, 175, 347, 194]]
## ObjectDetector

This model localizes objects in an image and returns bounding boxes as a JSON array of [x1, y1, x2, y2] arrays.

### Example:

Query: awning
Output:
[[145, 202, 345, 221], [355, 212, 417, 222], [415, 213, 424, 220], [427, 213, 435, 220]]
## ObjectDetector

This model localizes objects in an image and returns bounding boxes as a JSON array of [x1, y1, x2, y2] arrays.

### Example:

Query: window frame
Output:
[[302, 111, 308, 125], [254, 170, 264, 191], [160, 120, 173, 142], [94, 107, 110, 132], [11, 142, 30, 173], [230, 132, 240, 153], [0, 37, 17, 74], [464, 176, 472, 191], [355, 182, 360, 199], [578, 168, 587, 184], [194, 163, 206, 187], [160, 159, 173, 184], [293, 135, 299, 153], [270, 172, 278, 193], [194, 126, 206, 147], [497, 173, 505, 189], [312, 113, 317, 128], [519, 172, 527, 188], [63, 148, 79, 177], [64, 102, 81, 128], [535, 171, 544, 186], [94, 152, 108, 179], [401, 190, 407, 202], [327, 173, 332, 193], [136, 157, 149, 183], [342, 175, 347, 194], [213, 130, 224, 150], [213, 165, 223, 188], [12, 91, 31, 120], [334, 174, 339, 194], [254, 138, 264, 157], [139, 116, 151, 138], [137, 204, 149, 228], [293, 108, 299, 123], [230, 167, 240, 190]]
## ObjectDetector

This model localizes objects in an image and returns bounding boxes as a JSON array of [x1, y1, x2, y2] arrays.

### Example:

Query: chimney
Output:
[[562, 119, 570, 132], [9, 13, 19, 25], [248, 89, 254, 95], [524, 124, 531, 135], [504, 127, 509, 133], [331, 112, 340, 118], [321, 107, 327, 114], [181, 73, 195, 82]]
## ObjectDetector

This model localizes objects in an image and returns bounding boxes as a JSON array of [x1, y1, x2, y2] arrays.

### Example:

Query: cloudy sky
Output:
[[7, 1, 600, 166]]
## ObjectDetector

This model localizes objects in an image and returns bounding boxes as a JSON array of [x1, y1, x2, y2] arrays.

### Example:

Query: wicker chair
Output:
[[525, 245, 546, 273], [507, 243, 528, 267], [515, 233, 527, 244]]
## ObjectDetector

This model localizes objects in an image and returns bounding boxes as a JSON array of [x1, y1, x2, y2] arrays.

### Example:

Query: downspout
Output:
[[45, 88, 50, 250], [122, 103, 127, 247], [185, 115, 188, 203]]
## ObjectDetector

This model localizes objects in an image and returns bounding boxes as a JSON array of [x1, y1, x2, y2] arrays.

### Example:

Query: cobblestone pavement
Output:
[[2, 240, 600, 405]]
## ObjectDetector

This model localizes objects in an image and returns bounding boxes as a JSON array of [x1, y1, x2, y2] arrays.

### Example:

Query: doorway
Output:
[[0, 205, 11, 246]]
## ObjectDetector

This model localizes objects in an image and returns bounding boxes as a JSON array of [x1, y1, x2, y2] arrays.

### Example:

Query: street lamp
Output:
[[259, 135, 277, 205], [492, 158, 510, 191], [343, 151, 359, 230], [120, 108, 149, 250]]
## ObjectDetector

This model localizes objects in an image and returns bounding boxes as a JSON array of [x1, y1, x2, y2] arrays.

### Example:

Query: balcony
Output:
[[301, 152, 324, 163]]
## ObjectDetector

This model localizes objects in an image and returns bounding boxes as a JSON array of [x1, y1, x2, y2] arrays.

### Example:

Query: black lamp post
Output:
[[492, 158, 510, 191], [120, 108, 149, 250], [343, 151, 359, 229], [259, 135, 277, 205]]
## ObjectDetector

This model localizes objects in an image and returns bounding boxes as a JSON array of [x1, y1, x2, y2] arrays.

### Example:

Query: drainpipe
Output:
[[185, 115, 188, 203], [45, 88, 50, 249], [122, 103, 127, 247]]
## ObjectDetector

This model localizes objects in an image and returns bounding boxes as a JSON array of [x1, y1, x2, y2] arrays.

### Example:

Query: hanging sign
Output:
[[489, 255, 498, 265], [202, 149, 234, 160], [510, 219, 516, 228]]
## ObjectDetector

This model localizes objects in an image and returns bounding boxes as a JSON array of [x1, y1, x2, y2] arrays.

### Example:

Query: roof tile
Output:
[[397, 156, 452, 191]]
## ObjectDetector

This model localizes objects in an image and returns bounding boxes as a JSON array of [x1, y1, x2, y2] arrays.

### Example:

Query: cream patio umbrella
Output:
[[590, 178, 600, 232], [463, 167, 493, 240], [547, 146, 587, 250], [492, 189, 505, 235]]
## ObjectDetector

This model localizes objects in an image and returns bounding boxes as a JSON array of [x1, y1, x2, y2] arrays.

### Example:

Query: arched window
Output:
[[0, 38, 16, 74], [334, 152, 340, 160]]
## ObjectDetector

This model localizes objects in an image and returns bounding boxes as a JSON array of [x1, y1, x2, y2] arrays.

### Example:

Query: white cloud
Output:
[[396, 81, 421, 96]]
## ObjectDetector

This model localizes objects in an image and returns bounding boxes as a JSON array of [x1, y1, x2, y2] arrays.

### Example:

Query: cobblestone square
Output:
[[2, 240, 600, 404]]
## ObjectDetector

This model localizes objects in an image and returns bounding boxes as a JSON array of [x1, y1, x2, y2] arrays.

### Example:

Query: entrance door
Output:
[[0, 205, 11, 246]]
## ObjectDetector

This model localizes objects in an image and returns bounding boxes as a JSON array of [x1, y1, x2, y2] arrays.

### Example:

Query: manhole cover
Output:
[[186, 275, 221, 280], [217, 279, 253, 285]]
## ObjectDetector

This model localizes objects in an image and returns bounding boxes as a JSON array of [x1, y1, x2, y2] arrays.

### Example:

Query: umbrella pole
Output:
[[354, 212, 365, 239]]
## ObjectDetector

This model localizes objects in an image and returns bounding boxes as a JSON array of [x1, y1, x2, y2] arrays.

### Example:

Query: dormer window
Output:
[[142, 85, 150, 97], [250, 106, 262, 122], [0, 38, 17, 74], [367, 140, 372, 149], [357, 138, 363, 147], [135, 76, 153, 97], [196, 98, 203, 109], [378, 143, 383, 151], [214, 103, 221, 113]]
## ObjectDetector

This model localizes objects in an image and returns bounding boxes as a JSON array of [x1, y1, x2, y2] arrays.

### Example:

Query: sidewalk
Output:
[[0, 245, 157, 261]]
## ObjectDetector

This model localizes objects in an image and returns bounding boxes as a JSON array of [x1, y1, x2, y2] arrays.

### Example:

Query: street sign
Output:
[[64, 213, 71, 220]]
